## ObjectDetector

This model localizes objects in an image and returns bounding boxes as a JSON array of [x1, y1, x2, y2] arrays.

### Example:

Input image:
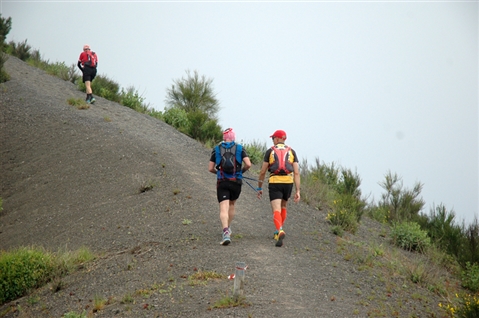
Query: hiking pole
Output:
[[243, 176, 260, 182], [243, 178, 258, 194]]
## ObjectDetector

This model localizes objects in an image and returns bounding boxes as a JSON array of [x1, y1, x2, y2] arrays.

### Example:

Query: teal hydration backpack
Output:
[[215, 142, 242, 180]]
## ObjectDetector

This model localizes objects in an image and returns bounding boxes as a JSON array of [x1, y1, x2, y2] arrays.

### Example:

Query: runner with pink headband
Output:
[[208, 128, 252, 245]]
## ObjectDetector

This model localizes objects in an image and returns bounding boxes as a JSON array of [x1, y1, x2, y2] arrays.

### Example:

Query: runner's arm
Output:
[[208, 161, 217, 174], [241, 156, 252, 173], [293, 162, 301, 203], [256, 161, 269, 199]]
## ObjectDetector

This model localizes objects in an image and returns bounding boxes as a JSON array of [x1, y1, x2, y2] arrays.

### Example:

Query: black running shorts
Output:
[[82, 66, 97, 83], [216, 180, 242, 203], [268, 183, 293, 201]]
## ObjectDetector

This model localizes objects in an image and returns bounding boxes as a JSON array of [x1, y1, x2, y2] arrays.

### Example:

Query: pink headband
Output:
[[223, 128, 236, 141]]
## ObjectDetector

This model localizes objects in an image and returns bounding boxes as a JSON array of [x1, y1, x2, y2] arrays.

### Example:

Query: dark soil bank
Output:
[[0, 56, 449, 317]]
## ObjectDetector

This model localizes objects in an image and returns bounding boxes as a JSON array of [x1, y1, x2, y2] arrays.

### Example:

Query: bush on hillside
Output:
[[300, 159, 366, 234], [163, 107, 190, 134], [0, 14, 12, 83], [391, 221, 431, 252], [44, 61, 79, 83], [0, 247, 56, 304], [461, 262, 479, 293], [417, 204, 464, 258], [6, 39, 32, 61], [462, 221, 479, 265], [120, 86, 150, 113], [243, 140, 268, 165], [165, 70, 220, 119], [186, 110, 222, 144], [0, 246, 94, 305], [374, 171, 425, 223], [0, 52, 9, 83]]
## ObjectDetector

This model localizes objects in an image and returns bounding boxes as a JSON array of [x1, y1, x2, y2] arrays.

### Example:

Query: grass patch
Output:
[[210, 294, 249, 309], [134, 174, 157, 194], [188, 270, 225, 286], [62, 311, 87, 318], [67, 97, 89, 109], [92, 295, 108, 312], [121, 293, 134, 304], [0, 246, 94, 305]]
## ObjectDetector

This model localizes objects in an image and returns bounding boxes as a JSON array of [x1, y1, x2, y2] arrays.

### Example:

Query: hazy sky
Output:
[[2, 1, 478, 224]]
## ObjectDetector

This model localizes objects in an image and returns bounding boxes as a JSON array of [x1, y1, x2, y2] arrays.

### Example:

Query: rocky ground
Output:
[[0, 56, 455, 317]]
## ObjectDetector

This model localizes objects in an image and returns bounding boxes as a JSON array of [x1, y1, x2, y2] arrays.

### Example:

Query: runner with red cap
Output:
[[257, 129, 301, 247]]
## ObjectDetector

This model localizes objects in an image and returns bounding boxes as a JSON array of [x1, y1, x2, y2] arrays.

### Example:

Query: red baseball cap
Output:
[[270, 130, 287, 140]]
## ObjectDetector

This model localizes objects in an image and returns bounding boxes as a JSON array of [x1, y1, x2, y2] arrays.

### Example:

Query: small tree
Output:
[[378, 171, 424, 223], [186, 110, 222, 143], [7, 39, 32, 61], [164, 70, 222, 144], [0, 14, 12, 45], [418, 204, 463, 258], [165, 70, 220, 119], [0, 14, 12, 83]]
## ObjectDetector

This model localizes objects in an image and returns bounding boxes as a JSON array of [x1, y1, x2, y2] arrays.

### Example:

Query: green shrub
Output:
[[377, 171, 425, 223], [120, 86, 150, 113], [244, 140, 267, 165], [0, 68, 9, 82], [195, 114, 222, 144], [326, 194, 361, 234], [299, 158, 366, 225], [391, 221, 431, 252], [185, 110, 209, 139], [460, 220, 479, 267], [6, 39, 31, 61], [309, 160, 341, 190], [0, 52, 9, 83], [454, 293, 479, 318], [299, 159, 331, 211], [461, 262, 479, 293], [366, 204, 389, 223], [163, 107, 189, 133], [148, 108, 164, 120], [417, 204, 465, 260], [0, 247, 56, 304], [0, 246, 94, 305], [27, 59, 49, 71], [44, 61, 79, 83], [0, 14, 11, 83]]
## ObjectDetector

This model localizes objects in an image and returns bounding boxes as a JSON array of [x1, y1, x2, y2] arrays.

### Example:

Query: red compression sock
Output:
[[273, 211, 282, 231], [281, 208, 287, 224]]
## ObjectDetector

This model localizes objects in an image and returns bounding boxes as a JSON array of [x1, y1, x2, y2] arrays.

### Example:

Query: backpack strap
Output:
[[214, 144, 222, 167]]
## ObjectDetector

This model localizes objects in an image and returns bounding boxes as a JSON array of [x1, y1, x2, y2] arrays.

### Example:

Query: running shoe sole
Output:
[[221, 238, 231, 246], [276, 232, 285, 247]]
